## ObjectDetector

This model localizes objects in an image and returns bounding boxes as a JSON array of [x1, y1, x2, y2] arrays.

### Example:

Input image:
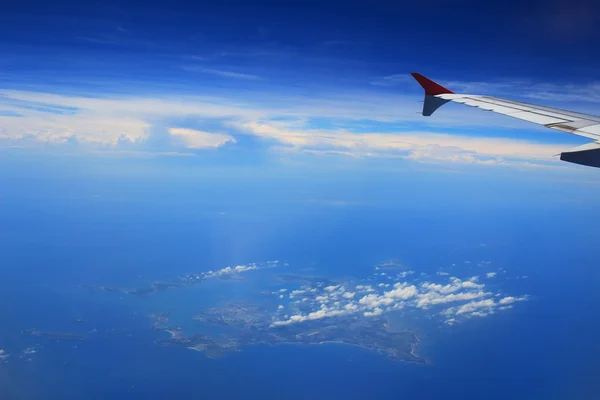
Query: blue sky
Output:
[[2, 0, 600, 177]]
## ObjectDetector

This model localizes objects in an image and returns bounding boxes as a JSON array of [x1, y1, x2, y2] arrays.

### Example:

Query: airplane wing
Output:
[[411, 72, 600, 168]]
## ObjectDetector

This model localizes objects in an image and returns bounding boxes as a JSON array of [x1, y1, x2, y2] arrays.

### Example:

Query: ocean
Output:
[[1, 175, 599, 399]]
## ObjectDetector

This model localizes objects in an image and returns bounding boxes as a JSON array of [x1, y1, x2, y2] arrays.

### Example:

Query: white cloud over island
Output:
[[270, 267, 529, 327], [203, 261, 279, 279]]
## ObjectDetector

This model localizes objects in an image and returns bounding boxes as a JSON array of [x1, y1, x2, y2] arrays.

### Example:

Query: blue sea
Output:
[[1, 163, 599, 399]]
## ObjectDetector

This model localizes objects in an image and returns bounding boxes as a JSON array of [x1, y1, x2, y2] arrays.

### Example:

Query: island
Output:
[[81, 280, 195, 297], [149, 304, 425, 364], [22, 329, 88, 341], [80, 261, 280, 298]]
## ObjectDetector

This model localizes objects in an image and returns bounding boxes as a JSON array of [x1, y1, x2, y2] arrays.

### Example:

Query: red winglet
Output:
[[411, 72, 453, 96]]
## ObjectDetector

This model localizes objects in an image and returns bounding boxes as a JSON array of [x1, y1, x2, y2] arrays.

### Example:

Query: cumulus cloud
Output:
[[415, 290, 489, 308], [203, 261, 278, 279], [384, 283, 418, 300], [486, 272, 497, 279], [359, 294, 395, 308], [499, 296, 528, 305], [355, 285, 376, 293], [364, 308, 384, 317], [420, 277, 484, 295], [439, 295, 529, 323], [270, 264, 527, 328], [271, 305, 350, 326], [455, 299, 496, 315]]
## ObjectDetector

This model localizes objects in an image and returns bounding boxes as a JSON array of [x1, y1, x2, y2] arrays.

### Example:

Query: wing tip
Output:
[[411, 72, 454, 96]]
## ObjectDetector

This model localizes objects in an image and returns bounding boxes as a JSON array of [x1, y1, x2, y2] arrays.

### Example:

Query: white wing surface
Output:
[[411, 72, 600, 168]]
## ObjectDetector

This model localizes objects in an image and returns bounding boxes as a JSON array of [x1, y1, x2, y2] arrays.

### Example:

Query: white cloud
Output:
[[416, 290, 489, 308], [455, 299, 496, 315], [204, 263, 264, 278], [182, 67, 262, 80], [355, 285, 376, 293], [499, 296, 528, 305], [0, 113, 149, 145], [271, 270, 528, 327], [234, 264, 257, 273], [271, 305, 351, 326], [383, 283, 418, 300], [420, 277, 484, 295], [364, 308, 383, 317], [0, 87, 575, 168], [486, 272, 497, 279], [358, 294, 394, 308], [234, 120, 566, 164], [169, 128, 235, 148], [440, 294, 529, 323], [461, 281, 482, 289], [470, 311, 491, 317]]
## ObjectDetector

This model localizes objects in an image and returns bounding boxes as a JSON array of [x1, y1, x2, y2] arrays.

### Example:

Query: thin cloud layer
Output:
[[0, 87, 578, 167], [182, 66, 262, 80], [233, 120, 566, 165], [169, 128, 236, 149]]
